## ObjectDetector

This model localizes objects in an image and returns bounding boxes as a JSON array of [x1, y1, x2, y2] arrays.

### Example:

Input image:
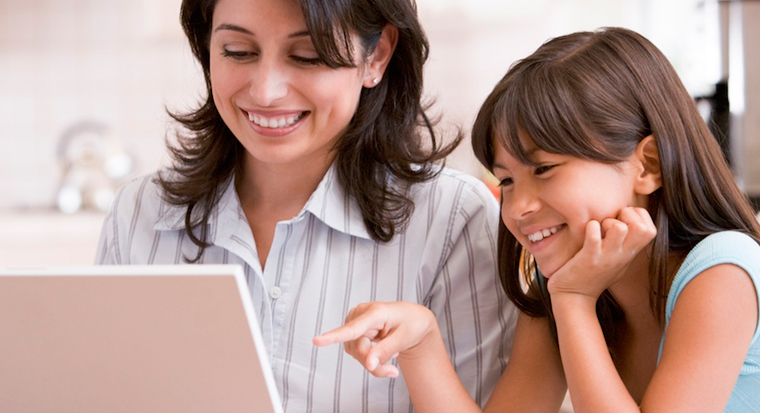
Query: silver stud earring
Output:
[[373, 77, 380, 84]]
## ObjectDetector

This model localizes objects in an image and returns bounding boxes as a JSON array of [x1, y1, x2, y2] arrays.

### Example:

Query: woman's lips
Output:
[[247, 111, 307, 128], [244, 110, 309, 137]]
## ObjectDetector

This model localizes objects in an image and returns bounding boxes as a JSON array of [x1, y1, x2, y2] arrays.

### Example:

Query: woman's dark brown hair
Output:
[[160, 0, 461, 262], [471, 27, 760, 349]]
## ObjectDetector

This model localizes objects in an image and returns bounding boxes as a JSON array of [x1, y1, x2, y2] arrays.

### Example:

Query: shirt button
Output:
[[269, 286, 283, 299]]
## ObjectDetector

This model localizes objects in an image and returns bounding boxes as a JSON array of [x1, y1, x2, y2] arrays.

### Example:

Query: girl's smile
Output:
[[492, 130, 645, 277], [526, 225, 560, 243]]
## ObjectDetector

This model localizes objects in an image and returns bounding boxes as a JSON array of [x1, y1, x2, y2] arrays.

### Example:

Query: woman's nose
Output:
[[249, 59, 288, 106]]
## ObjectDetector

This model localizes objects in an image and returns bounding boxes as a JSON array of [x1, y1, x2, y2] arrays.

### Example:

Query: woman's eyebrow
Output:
[[213, 23, 253, 35], [212, 24, 310, 40]]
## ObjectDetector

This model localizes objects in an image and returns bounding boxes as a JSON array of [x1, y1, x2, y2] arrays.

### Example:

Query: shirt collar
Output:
[[302, 163, 372, 240], [152, 164, 372, 240], [151, 175, 240, 233]]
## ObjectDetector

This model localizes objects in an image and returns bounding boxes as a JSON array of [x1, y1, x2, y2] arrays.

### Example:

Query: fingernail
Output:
[[368, 357, 379, 371]]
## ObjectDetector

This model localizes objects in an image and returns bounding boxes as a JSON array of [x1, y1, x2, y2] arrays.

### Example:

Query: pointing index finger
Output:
[[313, 315, 384, 347]]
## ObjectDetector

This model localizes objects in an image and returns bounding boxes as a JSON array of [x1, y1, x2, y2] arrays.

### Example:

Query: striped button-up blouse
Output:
[[96, 164, 518, 413]]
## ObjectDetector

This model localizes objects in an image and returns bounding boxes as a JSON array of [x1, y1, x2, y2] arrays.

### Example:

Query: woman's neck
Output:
[[236, 153, 334, 214], [234, 153, 335, 269]]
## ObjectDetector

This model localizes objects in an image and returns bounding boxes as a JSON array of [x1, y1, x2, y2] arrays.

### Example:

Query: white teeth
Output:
[[248, 112, 305, 128], [527, 226, 559, 243]]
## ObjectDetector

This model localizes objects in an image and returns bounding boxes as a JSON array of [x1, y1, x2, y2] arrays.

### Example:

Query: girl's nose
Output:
[[249, 59, 288, 106], [503, 182, 540, 220]]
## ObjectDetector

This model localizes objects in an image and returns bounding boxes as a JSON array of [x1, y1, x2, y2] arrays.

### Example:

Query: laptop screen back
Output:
[[0, 265, 283, 413]]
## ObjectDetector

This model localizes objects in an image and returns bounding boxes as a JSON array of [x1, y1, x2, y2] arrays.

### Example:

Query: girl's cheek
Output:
[[501, 217, 523, 245]]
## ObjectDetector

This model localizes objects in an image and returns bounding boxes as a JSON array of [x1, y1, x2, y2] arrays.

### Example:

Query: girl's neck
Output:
[[607, 250, 659, 330]]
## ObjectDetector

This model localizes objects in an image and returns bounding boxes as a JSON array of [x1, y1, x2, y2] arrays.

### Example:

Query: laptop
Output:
[[0, 265, 284, 413]]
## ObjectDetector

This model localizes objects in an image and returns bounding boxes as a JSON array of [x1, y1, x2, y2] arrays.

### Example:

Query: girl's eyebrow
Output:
[[492, 162, 509, 172], [523, 145, 541, 157], [288, 30, 310, 39], [212, 24, 310, 39]]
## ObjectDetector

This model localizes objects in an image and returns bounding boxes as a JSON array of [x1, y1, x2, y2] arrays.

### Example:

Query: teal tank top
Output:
[[660, 231, 760, 412]]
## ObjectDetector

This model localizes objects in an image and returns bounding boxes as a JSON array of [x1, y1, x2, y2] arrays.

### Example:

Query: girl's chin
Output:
[[535, 263, 557, 279]]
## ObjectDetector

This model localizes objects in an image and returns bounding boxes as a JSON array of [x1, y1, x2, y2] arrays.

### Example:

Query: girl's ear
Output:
[[363, 24, 398, 88], [633, 135, 662, 195]]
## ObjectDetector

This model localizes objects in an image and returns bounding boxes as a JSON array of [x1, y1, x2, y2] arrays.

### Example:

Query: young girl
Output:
[[314, 27, 760, 412], [96, 0, 517, 411]]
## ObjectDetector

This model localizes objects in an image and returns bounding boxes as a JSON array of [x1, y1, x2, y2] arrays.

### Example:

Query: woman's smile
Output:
[[243, 109, 309, 137], [209, 0, 366, 169], [247, 110, 308, 129]]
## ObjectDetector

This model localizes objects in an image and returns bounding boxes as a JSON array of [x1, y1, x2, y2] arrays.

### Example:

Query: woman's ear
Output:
[[363, 24, 398, 88], [633, 135, 662, 195]]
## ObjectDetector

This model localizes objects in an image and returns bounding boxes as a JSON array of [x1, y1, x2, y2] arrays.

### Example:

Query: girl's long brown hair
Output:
[[472, 27, 760, 349]]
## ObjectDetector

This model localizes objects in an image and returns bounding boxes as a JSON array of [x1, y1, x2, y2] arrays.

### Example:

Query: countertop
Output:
[[0, 210, 106, 266]]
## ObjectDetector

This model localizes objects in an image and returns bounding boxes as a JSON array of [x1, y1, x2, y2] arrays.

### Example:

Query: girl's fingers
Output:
[[314, 302, 432, 378], [636, 207, 656, 227], [355, 336, 373, 359], [599, 218, 628, 248], [313, 313, 383, 346], [616, 207, 656, 249], [313, 325, 358, 346], [583, 220, 603, 250], [364, 326, 417, 371], [370, 363, 400, 378]]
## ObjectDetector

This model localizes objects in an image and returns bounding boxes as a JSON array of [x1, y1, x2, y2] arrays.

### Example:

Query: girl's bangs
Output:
[[492, 71, 592, 165]]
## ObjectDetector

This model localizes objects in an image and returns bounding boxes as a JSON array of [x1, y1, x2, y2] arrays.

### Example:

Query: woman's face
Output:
[[209, 0, 371, 173]]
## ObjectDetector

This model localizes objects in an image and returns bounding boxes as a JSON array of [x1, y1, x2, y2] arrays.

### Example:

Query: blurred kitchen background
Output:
[[1, 0, 759, 266]]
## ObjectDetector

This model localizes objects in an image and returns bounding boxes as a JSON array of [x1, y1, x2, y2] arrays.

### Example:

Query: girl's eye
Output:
[[497, 177, 513, 187], [291, 55, 322, 67], [534, 165, 555, 176]]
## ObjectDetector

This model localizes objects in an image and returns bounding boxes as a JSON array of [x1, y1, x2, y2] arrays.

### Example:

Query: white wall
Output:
[[0, 0, 198, 210], [0, 0, 722, 211], [419, 0, 722, 175], [727, 1, 760, 196]]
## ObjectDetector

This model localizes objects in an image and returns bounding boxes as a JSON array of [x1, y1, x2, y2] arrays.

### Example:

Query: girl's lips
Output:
[[527, 225, 561, 243], [523, 224, 565, 254]]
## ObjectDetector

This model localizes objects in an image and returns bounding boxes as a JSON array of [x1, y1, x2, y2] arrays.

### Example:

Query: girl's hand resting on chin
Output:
[[547, 206, 656, 301], [313, 302, 440, 378]]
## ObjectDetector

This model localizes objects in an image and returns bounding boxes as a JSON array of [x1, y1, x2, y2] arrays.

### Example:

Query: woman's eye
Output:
[[534, 165, 555, 176], [222, 49, 255, 60], [291, 55, 322, 67]]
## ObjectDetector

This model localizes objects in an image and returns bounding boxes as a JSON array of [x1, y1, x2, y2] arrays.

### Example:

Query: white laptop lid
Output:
[[0, 265, 284, 413]]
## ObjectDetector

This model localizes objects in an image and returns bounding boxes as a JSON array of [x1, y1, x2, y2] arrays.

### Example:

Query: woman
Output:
[[95, 0, 517, 411]]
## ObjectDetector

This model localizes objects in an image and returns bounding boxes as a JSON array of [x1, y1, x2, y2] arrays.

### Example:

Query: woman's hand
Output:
[[313, 302, 439, 378], [547, 206, 656, 301]]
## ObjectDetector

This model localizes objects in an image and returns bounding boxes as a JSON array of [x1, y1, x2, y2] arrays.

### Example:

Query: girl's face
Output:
[[209, 0, 373, 173], [492, 130, 646, 277]]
